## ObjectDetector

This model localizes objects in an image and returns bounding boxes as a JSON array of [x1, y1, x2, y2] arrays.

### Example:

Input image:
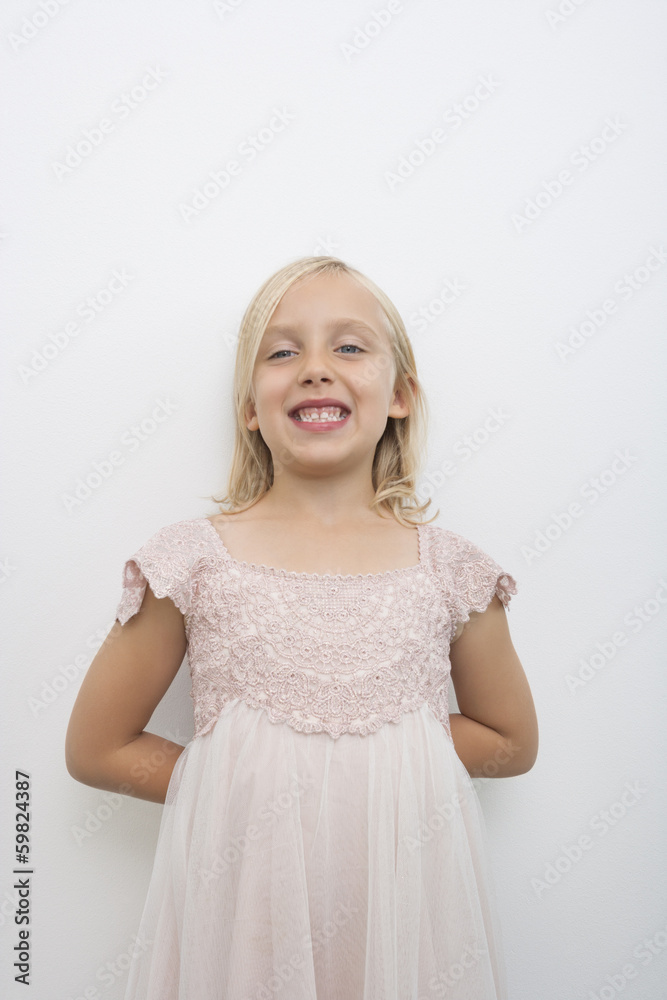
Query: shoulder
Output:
[[117, 518, 212, 624], [421, 522, 490, 568], [421, 521, 518, 605], [128, 517, 213, 566]]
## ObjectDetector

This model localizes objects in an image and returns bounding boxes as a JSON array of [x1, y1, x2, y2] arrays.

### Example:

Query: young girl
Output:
[[65, 255, 538, 1000]]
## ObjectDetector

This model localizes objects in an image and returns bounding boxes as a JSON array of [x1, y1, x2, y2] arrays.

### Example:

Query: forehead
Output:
[[265, 271, 387, 333]]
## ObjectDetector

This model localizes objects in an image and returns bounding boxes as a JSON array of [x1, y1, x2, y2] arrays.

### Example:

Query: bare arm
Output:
[[65, 584, 188, 804], [449, 595, 538, 778]]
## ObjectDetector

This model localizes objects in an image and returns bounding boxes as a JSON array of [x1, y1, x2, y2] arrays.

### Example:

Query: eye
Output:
[[267, 344, 364, 360]]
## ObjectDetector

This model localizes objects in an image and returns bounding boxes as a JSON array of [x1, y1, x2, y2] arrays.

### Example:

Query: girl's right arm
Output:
[[65, 585, 188, 804]]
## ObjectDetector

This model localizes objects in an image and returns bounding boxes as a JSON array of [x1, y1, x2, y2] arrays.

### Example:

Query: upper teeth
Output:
[[294, 406, 347, 421]]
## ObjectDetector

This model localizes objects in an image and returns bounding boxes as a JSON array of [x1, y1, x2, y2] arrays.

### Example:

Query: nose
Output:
[[297, 345, 335, 385]]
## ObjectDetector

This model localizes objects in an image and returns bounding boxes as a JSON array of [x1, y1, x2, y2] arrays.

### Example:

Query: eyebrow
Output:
[[263, 318, 380, 340]]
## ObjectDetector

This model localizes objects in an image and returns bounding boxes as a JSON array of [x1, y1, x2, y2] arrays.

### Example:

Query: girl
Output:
[[65, 255, 538, 1000]]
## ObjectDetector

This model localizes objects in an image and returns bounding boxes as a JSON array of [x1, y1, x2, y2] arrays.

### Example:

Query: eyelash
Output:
[[268, 345, 364, 360]]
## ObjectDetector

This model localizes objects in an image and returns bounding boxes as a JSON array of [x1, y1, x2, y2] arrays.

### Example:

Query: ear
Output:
[[244, 398, 259, 431], [389, 376, 415, 418]]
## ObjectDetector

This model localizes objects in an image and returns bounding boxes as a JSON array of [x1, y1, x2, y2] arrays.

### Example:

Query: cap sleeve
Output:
[[115, 522, 196, 625], [438, 528, 518, 632]]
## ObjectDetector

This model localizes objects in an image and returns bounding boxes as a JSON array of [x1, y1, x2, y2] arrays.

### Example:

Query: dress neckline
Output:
[[200, 516, 426, 581]]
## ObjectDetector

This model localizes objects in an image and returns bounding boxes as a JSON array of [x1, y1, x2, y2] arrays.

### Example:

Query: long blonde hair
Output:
[[209, 255, 439, 527]]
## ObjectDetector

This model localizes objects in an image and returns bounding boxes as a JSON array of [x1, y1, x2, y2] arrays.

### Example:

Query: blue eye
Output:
[[268, 345, 363, 359]]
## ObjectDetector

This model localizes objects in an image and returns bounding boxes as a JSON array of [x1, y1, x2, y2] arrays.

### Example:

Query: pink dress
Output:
[[116, 517, 517, 1000]]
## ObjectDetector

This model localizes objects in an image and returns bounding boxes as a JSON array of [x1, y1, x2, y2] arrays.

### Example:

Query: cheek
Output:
[[357, 358, 385, 387], [252, 375, 285, 410], [359, 354, 396, 397]]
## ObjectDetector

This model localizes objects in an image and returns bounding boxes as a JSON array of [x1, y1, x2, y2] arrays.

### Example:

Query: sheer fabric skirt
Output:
[[123, 699, 508, 1000]]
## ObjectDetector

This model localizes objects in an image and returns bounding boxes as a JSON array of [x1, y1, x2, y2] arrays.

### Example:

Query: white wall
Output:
[[2, 1, 666, 997]]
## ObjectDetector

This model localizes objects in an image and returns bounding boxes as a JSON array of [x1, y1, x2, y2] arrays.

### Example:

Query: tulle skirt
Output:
[[123, 698, 507, 999]]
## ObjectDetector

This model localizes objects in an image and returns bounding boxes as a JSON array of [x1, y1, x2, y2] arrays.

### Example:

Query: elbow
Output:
[[500, 727, 539, 776], [511, 748, 538, 776], [65, 727, 102, 786], [65, 748, 110, 789], [65, 722, 84, 781], [65, 742, 90, 784]]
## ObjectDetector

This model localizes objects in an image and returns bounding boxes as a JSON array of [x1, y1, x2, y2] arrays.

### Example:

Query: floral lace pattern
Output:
[[115, 518, 517, 741]]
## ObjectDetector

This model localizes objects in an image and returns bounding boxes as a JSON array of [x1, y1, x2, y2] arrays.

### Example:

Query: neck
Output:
[[254, 477, 383, 529]]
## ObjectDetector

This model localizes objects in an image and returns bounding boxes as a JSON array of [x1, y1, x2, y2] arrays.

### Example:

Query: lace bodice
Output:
[[115, 518, 517, 741]]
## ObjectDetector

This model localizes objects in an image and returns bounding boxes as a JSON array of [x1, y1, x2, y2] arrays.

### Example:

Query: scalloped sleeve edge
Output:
[[455, 568, 518, 629], [115, 553, 191, 626]]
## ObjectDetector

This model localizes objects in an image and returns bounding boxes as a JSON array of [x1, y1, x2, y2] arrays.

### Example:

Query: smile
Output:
[[289, 410, 351, 431]]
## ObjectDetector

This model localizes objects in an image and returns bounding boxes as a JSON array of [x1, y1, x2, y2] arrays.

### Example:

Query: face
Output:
[[245, 271, 412, 477]]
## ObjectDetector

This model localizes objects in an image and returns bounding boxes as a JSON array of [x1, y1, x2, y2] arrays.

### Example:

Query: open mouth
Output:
[[290, 406, 351, 423]]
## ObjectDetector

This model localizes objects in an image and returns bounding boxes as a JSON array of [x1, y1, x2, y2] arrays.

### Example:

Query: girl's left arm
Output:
[[448, 595, 538, 777]]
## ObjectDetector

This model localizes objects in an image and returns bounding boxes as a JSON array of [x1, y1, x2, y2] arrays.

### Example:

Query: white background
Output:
[[1, 1, 666, 998]]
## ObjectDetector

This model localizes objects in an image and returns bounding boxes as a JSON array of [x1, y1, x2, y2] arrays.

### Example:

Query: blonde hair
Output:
[[209, 255, 439, 527]]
